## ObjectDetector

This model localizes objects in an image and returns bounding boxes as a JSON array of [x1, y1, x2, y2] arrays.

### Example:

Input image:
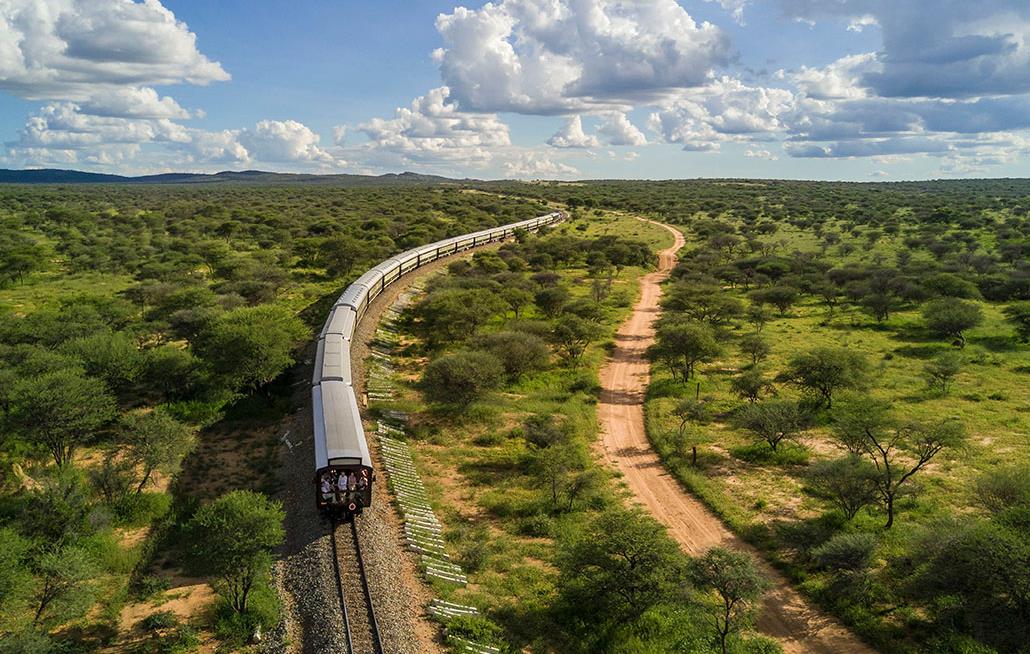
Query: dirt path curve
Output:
[[598, 218, 876, 654]]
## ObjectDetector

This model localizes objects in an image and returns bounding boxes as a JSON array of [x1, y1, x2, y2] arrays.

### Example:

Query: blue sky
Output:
[[2, 0, 1029, 180]]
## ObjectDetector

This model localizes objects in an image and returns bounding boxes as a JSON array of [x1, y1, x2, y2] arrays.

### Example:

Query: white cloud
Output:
[[791, 53, 877, 100], [503, 152, 578, 178], [745, 148, 778, 160], [780, 1, 1030, 98], [434, 0, 732, 114], [0, 0, 228, 107], [547, 115, 600, 148], [238, 119, 334, 164], [649, 77, 796, 151], [846, 15, 878, 32], [598, 112, 647, 145], [353, 86, 510, 166]]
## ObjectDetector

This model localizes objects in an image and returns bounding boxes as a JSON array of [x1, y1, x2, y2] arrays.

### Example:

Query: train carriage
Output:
[[312, 211, 564, 518]]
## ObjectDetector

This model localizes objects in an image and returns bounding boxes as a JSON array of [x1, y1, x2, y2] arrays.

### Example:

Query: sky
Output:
[[2, 0, 1030, 180]]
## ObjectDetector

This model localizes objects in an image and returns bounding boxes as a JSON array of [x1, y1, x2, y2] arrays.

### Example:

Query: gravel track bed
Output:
[[273, 251, 493, 654]]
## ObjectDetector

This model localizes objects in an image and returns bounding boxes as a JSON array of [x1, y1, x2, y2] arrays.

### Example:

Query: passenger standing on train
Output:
[[337, 472, 348, 492], [348, 472, 358, 492], [320, 476, 332, 502]]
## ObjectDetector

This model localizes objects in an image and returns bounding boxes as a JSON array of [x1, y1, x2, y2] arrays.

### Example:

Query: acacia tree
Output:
[[691, 547, 769, 654], [197, 304, 307, 393], [832, 396, 965, 528], [188, 490, 284, 614], [672, 398, 712, 466], [738, 333, 770, 366], [780, 347, 869, 408], [31, 545, 97, 628], [7, 369, 117, 467], [734, 400, 808, 451], [556, 509, 684, 632], [1002, 301, 1030, 342], [421, 351, 505, 407], [550, 314, 603, 364], [806, 456, 880, 520], [730, 367, 774, 404], [923, 351, 962, 395], [648, 320, 722, 381], [122, 409, 197, 493], [922, 298, 983, 347]]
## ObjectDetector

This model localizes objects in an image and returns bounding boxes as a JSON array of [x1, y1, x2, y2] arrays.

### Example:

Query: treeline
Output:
[[0, 183, 548, 650], [478, 177, 1030, 231], [647, 211, 1029, 653]]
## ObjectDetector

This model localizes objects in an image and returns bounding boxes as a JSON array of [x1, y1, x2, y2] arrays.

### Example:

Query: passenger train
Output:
[[313, 211, 565, 516]]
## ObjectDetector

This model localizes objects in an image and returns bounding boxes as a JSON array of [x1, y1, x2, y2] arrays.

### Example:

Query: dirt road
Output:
[[597, 218, 876, 654]]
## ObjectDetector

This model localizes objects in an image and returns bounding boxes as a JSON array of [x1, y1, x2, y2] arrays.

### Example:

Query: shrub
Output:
[[420, 351, 505, 407]]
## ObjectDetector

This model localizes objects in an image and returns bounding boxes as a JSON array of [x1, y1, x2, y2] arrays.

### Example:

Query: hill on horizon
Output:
[[0, 168, 464, 186]]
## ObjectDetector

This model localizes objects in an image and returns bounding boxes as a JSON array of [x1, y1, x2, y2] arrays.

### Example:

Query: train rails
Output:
[[329, 519, 383, 654]]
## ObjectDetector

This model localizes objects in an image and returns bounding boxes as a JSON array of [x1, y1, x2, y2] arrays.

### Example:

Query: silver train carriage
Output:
[[312, 211, 564, 516]]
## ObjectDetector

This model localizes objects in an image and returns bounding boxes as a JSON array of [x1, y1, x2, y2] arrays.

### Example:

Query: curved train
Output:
[[313, 211, 565, 516]]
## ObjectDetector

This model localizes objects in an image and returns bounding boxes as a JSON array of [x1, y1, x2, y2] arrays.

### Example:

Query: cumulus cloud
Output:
[[503, 152, 579, 178], [3, 103, 336, 171], [780, 0, 1030, 99], [745, 147, 778, 160], [238, 120, 334, 164], [547, 116, 600, 148], [649, 77, 796, 151], [353, 86, 510, 166], [0, 0, 228, 107], [597, 112, 647, 146], [434, 0, 732, 114]]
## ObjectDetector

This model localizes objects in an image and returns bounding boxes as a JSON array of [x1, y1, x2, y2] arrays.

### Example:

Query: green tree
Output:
[[413, 288, 508, 346], [734, 400, 808, 451], [420, 351, 505, 407], [500, 286, 534, 319], [122, 409, 197, 493], [730, 367, 774, 404], [922, 298, 983, 347], [691, 547, 769, 654], [474, 331, 550, 380], [550, 314, 603, 364], [831, 396, 965, 528], [648, 320, 722, 381], [906, 517, 1030, 652], [922, 351, 962, 395], [738, 333, 771, 366], [31, 546, 97, 628], [196, 304, 307, 393], [556, 509, 684, 631], [780, 347, 869, 408], [750, 286, 800, 316], [61, 330, 143, 391], [1002, 301, 1030, 342], [535, 286, 570, 318], [187, 490, 284, 614], [7, 369, 117, 466], [806, 456, 880, 520], [0, 528, 33, 620]]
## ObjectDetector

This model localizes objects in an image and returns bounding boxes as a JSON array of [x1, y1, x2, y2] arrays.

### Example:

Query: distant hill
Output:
[[0, 168, 464, 186]]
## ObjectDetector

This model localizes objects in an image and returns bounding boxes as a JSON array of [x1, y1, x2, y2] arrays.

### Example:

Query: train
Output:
[[313, 210, 565, 517]]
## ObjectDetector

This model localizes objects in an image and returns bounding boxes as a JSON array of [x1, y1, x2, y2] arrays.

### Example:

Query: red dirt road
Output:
[[598, 218, 876, 654]]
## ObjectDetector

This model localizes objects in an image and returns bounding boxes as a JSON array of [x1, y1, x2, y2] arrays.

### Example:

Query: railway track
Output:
[[329, 519, 383, 654]]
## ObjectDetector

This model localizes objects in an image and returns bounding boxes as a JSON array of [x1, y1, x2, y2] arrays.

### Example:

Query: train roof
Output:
[[313, 381, 371, 470]]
